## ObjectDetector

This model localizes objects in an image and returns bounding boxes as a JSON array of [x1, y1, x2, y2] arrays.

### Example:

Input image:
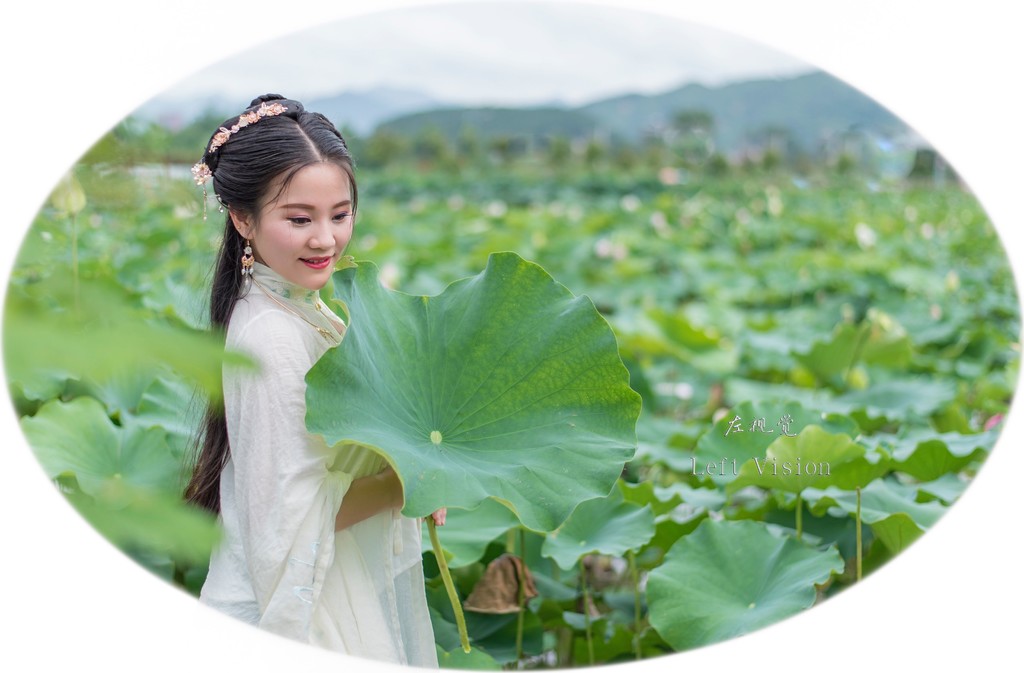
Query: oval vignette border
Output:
[[1, 1, 1022, 672]]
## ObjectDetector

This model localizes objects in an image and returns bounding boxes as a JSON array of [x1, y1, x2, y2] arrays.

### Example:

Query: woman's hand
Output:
[[430, 507, 447, 526]]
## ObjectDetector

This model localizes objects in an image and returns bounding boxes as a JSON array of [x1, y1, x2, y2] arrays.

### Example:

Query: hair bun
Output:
[[247, 93, 303, 115], [249, 93, 285, 106]]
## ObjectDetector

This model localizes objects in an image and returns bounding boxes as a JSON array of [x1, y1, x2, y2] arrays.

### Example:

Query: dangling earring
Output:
[[241, 238, 254, 290]]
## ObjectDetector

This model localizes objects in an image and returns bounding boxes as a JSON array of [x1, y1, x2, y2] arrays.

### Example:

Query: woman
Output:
[[184, 94, 442, 666]]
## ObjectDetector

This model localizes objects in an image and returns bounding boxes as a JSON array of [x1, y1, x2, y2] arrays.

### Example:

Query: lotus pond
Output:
[[4, 162, 1018, 667]]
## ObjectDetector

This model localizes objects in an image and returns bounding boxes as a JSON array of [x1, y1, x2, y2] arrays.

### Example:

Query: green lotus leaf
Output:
[[307, 252, 641, 531], [72, 368, 155, 418], [794, 312, 912, 380], [648, 508, 709, 560], [867, 512, 925, 553], [4, 274, 247, 400], [66, 478, 220, 565], [619, 480, 681, 516], [915, 474, 968, 504], [419, 498, 520, 568], [619, 480, 722, 557], [828, 447, 892, 491], [22, 396, 179, 496], [6, 365, 73, 407], [619, 480, 725, 516], [829, 378, 957, 421], [632, 411, 696, 472], [694, 401, 858, 486], [728, 425, 888, 494], [723, 378, 836, 414], [612, 306, 739, 374], [541, 488, 655, 570], [427, 603, 464, 652], [128, 374, 205, 461], [882, 428, 999, 481], [570, 618, 637, 664], [803, 479, 947, 548], [435, 645, 502, 670], [646, 519, 843, 651], [529, 569, 577, 602], [467, 609, 544, 663]]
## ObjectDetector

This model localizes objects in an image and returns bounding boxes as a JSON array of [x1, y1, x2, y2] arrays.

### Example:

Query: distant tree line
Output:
[[79, 108, 949, 183]]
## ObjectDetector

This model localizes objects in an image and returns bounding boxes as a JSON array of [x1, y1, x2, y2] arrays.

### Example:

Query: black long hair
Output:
[[184, 94, 358, 514]]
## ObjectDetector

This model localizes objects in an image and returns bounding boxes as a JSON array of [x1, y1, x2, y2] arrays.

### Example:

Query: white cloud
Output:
[[156, 2, 814, 107]]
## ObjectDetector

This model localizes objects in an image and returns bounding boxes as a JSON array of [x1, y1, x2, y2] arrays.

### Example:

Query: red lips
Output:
[[301, 256, 331, 269]]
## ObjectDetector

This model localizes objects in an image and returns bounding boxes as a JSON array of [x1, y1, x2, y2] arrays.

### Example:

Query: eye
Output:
[[333, 212, 352, 223], [288, 217, 311, 225]]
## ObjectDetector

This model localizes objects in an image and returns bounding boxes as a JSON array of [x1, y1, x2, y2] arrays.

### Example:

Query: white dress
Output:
[[200, 261, 439, 667]]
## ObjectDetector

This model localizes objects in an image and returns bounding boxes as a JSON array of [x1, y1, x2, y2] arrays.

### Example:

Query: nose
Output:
[[308, 218, 333, 250]]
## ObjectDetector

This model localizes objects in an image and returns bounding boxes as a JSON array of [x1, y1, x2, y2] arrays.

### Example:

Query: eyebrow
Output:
[[279, 200, 352, 210]]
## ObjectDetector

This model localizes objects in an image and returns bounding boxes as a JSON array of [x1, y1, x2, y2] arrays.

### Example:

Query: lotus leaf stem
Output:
[[856, 487, 863, 581], [580, 557, 595, 666], [516, 527, 526, 661], [795, 493, 803, 540], [427, 518, 470, 653], [627, 549, 642, 660]]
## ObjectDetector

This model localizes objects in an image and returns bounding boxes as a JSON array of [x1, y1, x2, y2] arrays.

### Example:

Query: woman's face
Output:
[[232, 162, 354, 291]]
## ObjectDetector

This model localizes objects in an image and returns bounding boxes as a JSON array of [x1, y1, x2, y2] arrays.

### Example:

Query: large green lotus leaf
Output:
[[728, 426, 889, 495], [693, 401, 858, 486], [541, 488, 656, 570], [21, 396, 179, 496], [646, 519, 843, 651], [307, 253, 641, 531], [419, 498, 520, 568]]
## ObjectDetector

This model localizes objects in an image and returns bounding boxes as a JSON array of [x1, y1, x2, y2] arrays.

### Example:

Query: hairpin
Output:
[[191, 102, 288, 187]]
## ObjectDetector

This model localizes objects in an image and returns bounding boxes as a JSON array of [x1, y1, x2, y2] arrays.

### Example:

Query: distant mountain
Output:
[[377, 106, 598, 143], [133, 87, 443, 135], [307, 88, 443, 135], [582, 71, 907, 151], [375, 71, 913, 154], [133, 93, 241, 131]]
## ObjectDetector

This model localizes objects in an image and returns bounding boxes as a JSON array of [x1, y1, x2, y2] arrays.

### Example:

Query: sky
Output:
[[2, 0, 1023, 672], [150, 2, 815, 109]]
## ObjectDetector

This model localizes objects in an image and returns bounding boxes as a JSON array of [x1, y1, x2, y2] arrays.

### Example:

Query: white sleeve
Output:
[[224, 310, 352, 640]]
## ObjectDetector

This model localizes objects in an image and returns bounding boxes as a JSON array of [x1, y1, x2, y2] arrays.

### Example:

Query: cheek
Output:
[[340, 221, 355, 243]]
